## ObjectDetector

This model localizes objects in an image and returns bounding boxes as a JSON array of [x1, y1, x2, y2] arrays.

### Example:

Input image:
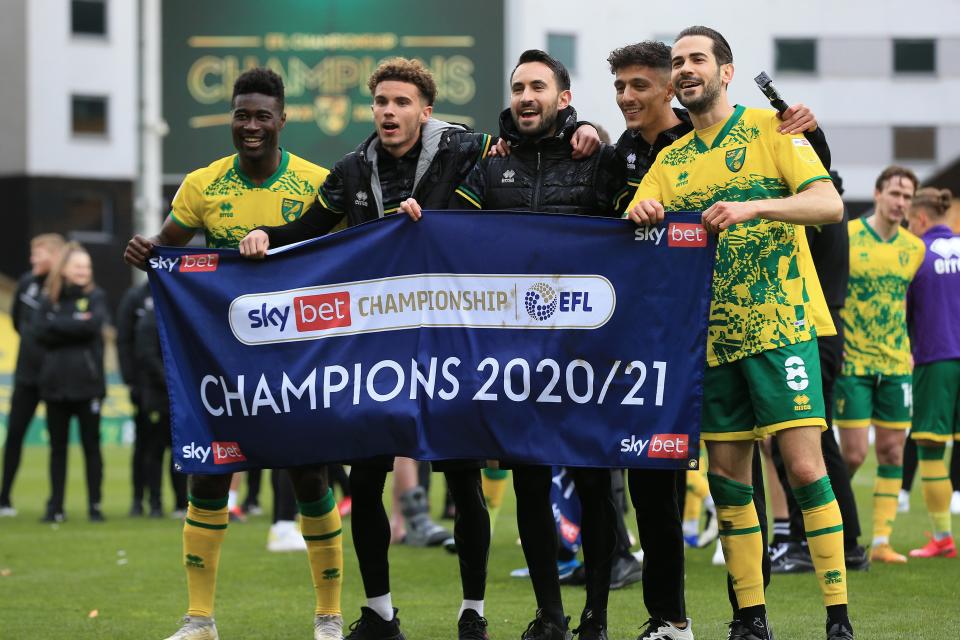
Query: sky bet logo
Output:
[[620, 433, 689, 459], [248, 292, 351, 333], [667, 223, 707, 248], [634, 223, 707, 248], [181, 441, 246, 465], [149, 253, 219, 273]]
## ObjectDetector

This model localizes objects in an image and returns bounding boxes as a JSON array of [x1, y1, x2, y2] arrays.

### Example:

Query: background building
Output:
[[0, 0, 137, 308], [0, 0, 958, 307], [514, 0, 960, 209]]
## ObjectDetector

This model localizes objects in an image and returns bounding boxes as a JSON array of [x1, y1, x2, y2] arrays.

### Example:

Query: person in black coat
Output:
[[116, 281, 151, 515], [132, 285, 188, 516], [0, 233, 65, 516], [35, 242, 108, 522]]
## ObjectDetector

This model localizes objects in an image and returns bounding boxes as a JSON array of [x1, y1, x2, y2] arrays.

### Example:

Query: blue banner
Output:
[[147, 210, 715, 474]]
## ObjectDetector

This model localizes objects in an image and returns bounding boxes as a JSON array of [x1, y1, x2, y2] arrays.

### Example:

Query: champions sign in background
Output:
[[147, 211, 715, 474], [162, 0, 504, 175]]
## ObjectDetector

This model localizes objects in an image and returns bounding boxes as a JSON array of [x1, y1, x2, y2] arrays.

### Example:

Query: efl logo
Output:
[[294, 292, 351, 331], [648, 433, 689, 459], [667, 223, 707, 248], [212, 441, 246, 465], [180, 253, 219, 272]]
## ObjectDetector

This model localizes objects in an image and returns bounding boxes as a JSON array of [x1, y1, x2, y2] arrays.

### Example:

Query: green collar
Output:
[[233, 148, 289, 189], [861, 215, 898, 244], [693, 104, 745, 153]]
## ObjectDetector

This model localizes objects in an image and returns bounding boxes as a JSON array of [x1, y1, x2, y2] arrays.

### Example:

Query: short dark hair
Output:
[[875, 165, 919, 192], [512, 49, 570, 91], [607, 41, 671, 74], [675, 26, 733, 65], [233, 67, 285, 109], [367, 57, 437, 105]]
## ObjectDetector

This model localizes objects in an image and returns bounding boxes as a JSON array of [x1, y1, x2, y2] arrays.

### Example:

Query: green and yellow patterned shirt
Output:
[[169, 149, 328, 248], [842, 216, 925, 376], [630, 105, 832, 366]]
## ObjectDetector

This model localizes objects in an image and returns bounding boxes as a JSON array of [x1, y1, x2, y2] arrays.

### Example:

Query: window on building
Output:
[[775, 38, 817, 73], [72, 0, 106, 36], [894, 39, 936, 73], [72, 95, 108, 135], [893, 126, 936, 161], [547, 33, 576, 74], [66, 190, 114, 239]]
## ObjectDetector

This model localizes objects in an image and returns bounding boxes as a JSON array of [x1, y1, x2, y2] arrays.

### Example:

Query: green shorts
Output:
[[701, 341, 827, 441], [834, 374, 912, 429], [910, 359, 960, 443]]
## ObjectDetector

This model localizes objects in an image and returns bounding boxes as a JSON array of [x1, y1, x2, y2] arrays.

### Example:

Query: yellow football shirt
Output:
[[630, 105, 833, 366], [169, 149, 329, 248], [841, 216, 925, 376]]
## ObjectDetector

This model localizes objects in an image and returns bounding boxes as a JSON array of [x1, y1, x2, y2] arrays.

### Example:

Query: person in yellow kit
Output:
[[124, 68, 343, 640], [626, 26, 851, 640], [835, 166, 925, 564]]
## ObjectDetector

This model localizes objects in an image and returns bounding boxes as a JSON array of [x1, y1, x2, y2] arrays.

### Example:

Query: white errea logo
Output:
[[930, 237, 960, 274], [502, 169, 516, 183], [784, 355, 809, 391], [626, 152, 637, 170], [355, 191, 368, 206]]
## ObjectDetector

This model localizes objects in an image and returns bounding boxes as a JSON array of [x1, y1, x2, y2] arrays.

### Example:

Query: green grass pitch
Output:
[[0, 444, 957, 639]]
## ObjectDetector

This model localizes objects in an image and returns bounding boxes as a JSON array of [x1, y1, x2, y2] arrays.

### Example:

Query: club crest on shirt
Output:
[[281, 198, 304, 222], [725, 146, 746, 173]]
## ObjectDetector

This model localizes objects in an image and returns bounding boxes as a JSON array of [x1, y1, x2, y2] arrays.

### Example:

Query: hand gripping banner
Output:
[[147, 211, 715, 473]]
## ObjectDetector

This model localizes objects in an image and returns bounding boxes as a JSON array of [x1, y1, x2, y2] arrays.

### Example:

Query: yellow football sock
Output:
[[918, 446, 953, 536], [872, 465, 902, 543], [183, 495, 229, 617], [794, 477, 847, 607], [685, 469, 709, 522], [708, 473, 764, 608], [299, 489, 343, 615], [482, 468, 509, 532]]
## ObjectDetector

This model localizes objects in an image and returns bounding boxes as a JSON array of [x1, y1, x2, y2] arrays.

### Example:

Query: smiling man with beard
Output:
[[124, 68, 343, 640], [607, 40, 834, 640], [401, 49, 626, 640], [240, 57, 587, 640], [627, 26, 851, 640]]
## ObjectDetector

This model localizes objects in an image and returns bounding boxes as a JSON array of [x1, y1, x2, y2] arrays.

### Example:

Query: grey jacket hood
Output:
[[365, 118, 466, 218]]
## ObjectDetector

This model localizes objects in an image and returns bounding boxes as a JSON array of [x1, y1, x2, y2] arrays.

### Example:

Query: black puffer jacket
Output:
[[11, 271, 47, 386], [35, 285, 107, 402], [263, 119, 492, 246], [456, 106, 626, 217]]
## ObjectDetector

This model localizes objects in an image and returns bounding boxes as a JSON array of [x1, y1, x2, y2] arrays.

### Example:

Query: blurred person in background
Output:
[[124, 284, 187, 518], [0, 233, 65, 516], [904, 187, 960, 559], [117, 280, 156, 516], [35, 241, 108, 523]]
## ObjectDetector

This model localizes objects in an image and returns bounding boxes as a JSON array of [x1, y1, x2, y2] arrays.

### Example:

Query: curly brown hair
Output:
[[367, 57, 437, 105]]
